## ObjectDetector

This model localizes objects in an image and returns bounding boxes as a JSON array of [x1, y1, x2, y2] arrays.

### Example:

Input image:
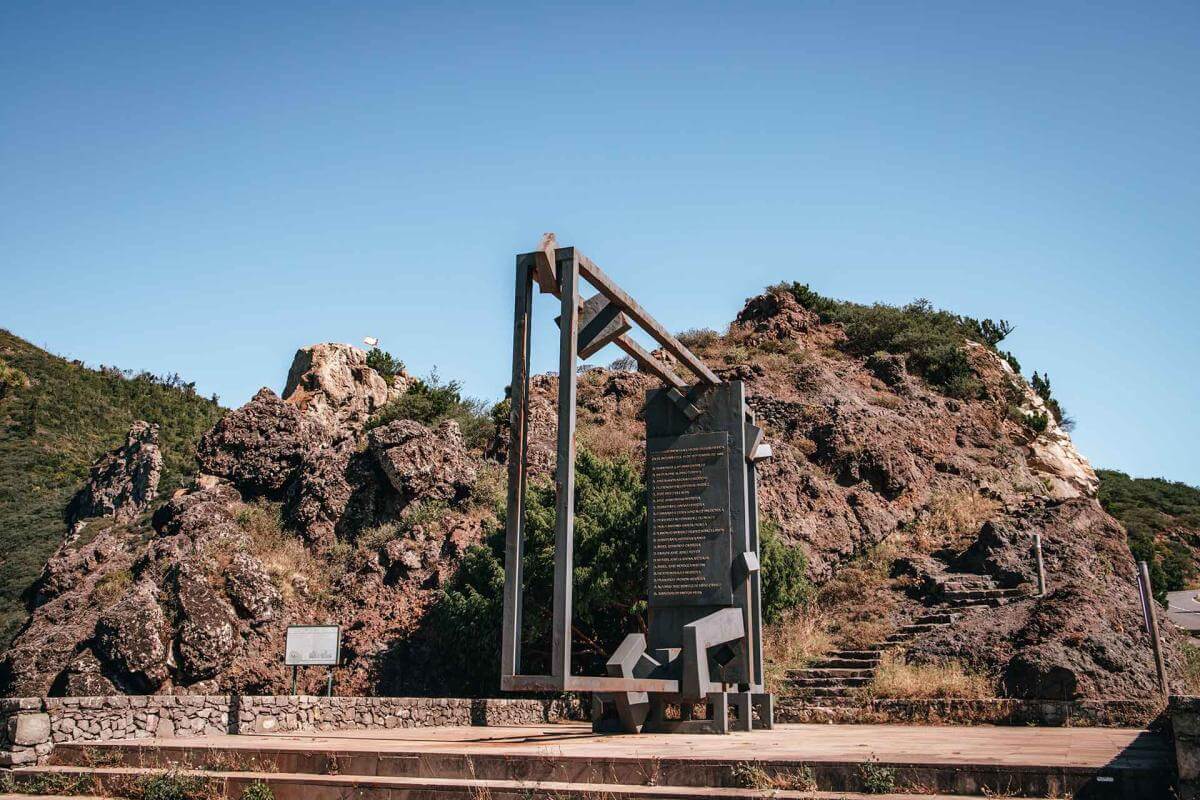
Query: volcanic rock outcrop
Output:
[[67, 420, 162, 527], [0, 296, 1181, 702], [0, 343, 483, 697]]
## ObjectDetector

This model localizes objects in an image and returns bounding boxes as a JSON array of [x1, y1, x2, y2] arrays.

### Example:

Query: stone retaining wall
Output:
[[0, 695, 582, 766], [777, 697, 1164, 727]]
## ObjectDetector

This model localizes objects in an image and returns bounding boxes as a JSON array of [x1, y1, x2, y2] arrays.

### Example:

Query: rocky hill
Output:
[[0, 288, 1186, 703], [0, 330, 223, 646]]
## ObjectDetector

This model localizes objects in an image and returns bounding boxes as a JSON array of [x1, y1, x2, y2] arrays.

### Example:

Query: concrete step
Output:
[[23, 732, 1172, 800], [0, 770, 1005, 799]]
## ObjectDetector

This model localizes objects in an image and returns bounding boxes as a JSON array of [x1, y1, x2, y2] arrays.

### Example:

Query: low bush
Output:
[[367, 370, 493, 449], [138, 770, 221, 800], [365, 348, 405, 385], [425, 451, 810, 694], [770, 284, 1003, 398]]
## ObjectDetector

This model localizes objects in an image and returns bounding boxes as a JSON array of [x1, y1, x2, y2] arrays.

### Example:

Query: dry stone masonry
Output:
[[0, 695, 581, 766]]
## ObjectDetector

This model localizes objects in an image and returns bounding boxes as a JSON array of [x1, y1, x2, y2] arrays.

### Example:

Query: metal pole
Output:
[[1136, 561, 1168, 696], [1033, 534, 1046, 597], [326, 668, 334, 697], [291, 665, 298, 696]]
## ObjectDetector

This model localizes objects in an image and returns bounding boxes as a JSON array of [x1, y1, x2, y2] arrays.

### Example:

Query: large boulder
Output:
[[68, 421, 163, 524], [173, 564, 238, 682], [368, 419, 477, 502], [93, 585, 171, 692], [196, 388, 320, 497], [283, 343, 410, 439], [224, 552, 280, 623], [60, 651, 118, 696]]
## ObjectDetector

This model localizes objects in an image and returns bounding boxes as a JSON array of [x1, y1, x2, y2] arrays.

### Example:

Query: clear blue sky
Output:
[[2, 2, 1197, 485]]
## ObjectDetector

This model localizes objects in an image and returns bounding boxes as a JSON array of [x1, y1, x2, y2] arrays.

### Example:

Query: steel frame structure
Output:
[[499, 240, 724, 696]]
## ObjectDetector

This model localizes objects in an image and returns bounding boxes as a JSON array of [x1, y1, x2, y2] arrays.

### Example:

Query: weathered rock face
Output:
[[67, 421, 162, 525], [913, 499, 1181, 699], [283, 343, 410, 439], [196, 388, 320, 497], [1, 341, 486, 698], [368, 419, 477, 503], [93, 586, 171, 692]]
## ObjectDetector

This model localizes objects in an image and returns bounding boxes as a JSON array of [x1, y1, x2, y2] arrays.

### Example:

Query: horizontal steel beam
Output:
[[578, 253, 721, 386]]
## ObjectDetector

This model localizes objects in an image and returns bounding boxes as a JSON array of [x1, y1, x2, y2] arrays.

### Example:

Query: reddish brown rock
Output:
[[196, 387, 320, 497], [67, 420, 162, 525], [368, 419, 477, 502]]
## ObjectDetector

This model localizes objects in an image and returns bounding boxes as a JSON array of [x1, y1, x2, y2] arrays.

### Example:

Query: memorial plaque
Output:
[[647, 431, 733, 607], [285, 625, 341, 666]]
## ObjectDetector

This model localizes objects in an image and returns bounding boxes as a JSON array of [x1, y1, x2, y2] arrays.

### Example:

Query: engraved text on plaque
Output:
[[646, 431, 732, 606]]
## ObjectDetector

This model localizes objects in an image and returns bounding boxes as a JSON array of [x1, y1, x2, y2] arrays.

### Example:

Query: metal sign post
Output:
[[285, 624, 341, 696]]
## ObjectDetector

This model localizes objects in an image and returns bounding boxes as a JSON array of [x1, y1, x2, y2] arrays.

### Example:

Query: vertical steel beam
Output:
[[500, 254, 534, 680], [747, 458, 764, 690], [551, 247, 580, 681]]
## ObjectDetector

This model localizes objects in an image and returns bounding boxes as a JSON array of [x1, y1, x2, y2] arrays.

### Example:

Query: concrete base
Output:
[[8, 721, 1174, 798]]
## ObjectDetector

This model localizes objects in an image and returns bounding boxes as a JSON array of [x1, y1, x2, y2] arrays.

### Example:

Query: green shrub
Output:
[[367, 370, 494, 449], [1031, 371, 1072, 430], [138, 770, 217, 800], [424, 451, 810, 694], [366, 348, 405, 384], [859, 759, 897, 794], [771, 285, 995, 398], [1099, 469, 1200, 602], [239, 781, 274, 800], [760, 520, 810, 623], [427, 450, 647, 693]]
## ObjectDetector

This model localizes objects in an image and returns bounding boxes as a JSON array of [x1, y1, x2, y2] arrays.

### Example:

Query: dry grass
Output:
[[578, 414, 643, 462], [904, 489, 999, 552], [763, 604, 834, 691], [816, 540, 903, 650], [237, 500, 321, 605], [866, 650, 992, 699]]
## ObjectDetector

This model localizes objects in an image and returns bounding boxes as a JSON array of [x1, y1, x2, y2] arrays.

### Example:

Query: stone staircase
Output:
[[784, 612, 959, 705], [937, 573, 1026, 608], [784, 570, 1031, 707]]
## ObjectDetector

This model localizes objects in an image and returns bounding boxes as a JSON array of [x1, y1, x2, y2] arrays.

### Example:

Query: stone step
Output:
[[942, 588, 1023, 600], [830, 649, 883, 659], [792, 686, 857, 698], [898, 622, 947, 634], [944, 597, 1014, 609], [786, 668, 875, 680], [809, 658, 880, 670], [786, 675, 872, 688], [913, 613, 959, 625]]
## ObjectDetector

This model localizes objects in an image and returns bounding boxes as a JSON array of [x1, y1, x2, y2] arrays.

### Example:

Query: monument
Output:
[[500, 236, 773, 734]]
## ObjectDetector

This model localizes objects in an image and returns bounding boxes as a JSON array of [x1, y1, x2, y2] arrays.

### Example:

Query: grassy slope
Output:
[[1098, 468, 1200, 600], [0, 329, 224, 644]]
